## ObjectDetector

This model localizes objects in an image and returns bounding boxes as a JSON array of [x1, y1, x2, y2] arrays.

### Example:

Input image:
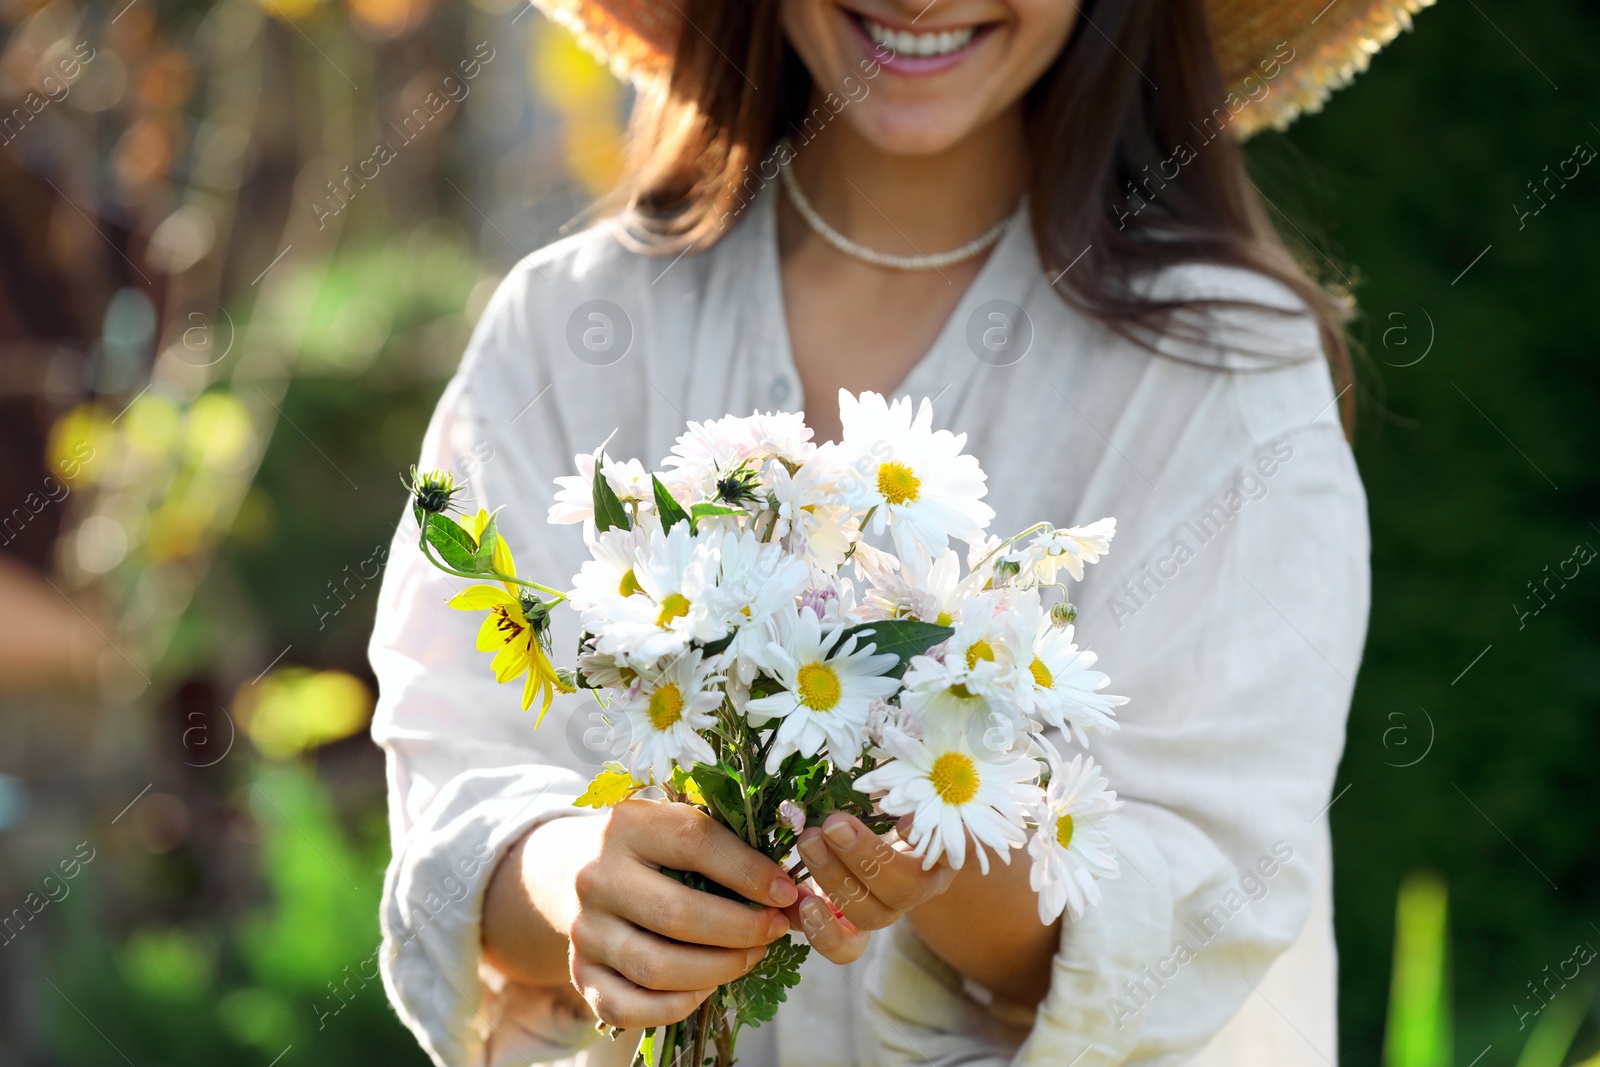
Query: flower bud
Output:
[[403, 466, 461, 526], [1050, 601, 1078, 627], [778, 800, 806, 834]]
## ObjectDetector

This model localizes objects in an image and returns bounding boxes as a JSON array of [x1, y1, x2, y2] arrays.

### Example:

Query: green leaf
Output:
[[592, 455, 632, 533], [726, 937, 811, 1032], [690, 766, 747, 839], [690, 502, 742, 521], [790, 756, 829, 806], [827, 768, 875, 815], [472, 508, 503, 572], [835, 619, 954, 677], [652, 475, 690, 531], [635, 1028, 654, 1067], [700, 632, 735, 658], [424, 513, 478, 571], [669, 766, 706, 805]]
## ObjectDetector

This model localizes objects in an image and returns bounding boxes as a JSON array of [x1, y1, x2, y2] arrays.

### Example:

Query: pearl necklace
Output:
[[776, 144, 1020, 272]]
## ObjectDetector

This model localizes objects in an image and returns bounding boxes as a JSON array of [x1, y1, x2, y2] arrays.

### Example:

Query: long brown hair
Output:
[[619, 0, 1355, 431]]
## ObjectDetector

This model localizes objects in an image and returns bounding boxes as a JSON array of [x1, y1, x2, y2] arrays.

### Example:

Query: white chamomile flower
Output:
[[548, 451, 598, 526], [1011, 594, 1125, 744], [853, 723, 1040, 874], [576, 644, 636, 690], [797, 578, 861, 627], [1026, 518, 1117, 584], [601, 457, 653, 508], [746, 606, 901, 773], [768, 459, 856, 572], [569, 527, 648, 613], [713, 531, 811, 686], [856, 544, 968, 626], [662, 414, 761, 483], [865, 698, 924, 751], [899, 592, 1023, 723], [835, 390, 995, 559], [749, 410, 817, 467], [619, 651, 722, 784], [1027, 754, 1121, 923], [591, 524, 728, 662]]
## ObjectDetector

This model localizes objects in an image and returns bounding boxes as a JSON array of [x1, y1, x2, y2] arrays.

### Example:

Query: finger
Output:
[[796, 829, 900, 931], [794, 886, 869, 965], [588, 862, 790, 949], [618, 801, 799, 908], [816, 814, 957, 912], [575, 911, 767, 992], [571, 957, 713, 1030]]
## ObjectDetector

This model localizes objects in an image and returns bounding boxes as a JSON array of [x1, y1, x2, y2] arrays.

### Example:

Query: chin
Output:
[[840, 101, 990, 158]]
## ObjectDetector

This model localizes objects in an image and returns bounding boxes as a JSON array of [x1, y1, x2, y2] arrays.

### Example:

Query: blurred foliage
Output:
[[236, 667, 373, 759], [4, 0, 1597, 1062], [1384, 873, 1452, 1067], [1258, 0, 1600, 1062], [1380, 874, 1598, 1067], [46, 762, 427, 1064]]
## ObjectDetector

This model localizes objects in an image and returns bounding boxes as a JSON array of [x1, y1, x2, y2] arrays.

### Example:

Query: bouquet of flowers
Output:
[[406, 390, 1125, 1067]]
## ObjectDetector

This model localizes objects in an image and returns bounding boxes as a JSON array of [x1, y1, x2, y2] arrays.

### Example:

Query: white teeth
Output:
[[861, 17, 976, 57]]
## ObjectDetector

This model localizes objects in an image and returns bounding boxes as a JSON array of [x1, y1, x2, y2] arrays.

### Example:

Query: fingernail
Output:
[[822, 817, 858, 849], [800, 896, 829, 931], [769, 875, 798, 907], [798, 831, 829, 865], [767, 910, 790, 939]]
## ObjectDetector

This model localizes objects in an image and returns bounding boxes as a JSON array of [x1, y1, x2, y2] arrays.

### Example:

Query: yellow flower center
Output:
[[1029, 657, 1054, 689], [796, 662, 842, 711], [877, 461, 921, 506], [929, 752, 979, 806], [618, 568, 641, 597], [492, 605, 528, 643], [965, 640, 996, 670], [648, 683, 685, 730], [656, 592, 691, 627], [1055, 813, 1075, 850], [934, 611, 953, 627], [948, 683, 981, 700]]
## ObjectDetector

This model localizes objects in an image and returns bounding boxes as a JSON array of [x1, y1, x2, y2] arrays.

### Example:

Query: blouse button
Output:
[[768, 375, 792, 406]]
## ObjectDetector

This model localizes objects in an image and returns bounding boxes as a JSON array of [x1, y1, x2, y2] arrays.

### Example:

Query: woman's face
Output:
[[781, 0, 1079, 156]]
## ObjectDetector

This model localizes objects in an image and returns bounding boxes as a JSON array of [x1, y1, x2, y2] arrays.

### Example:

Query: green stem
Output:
[[968, 520, 1054, 574], [739, 757, 759, 851], [689, 997, 713, 1067], [418, 536, 569, 604], [757, 508, 779, 544], [842, 506, 877, 560], [661, 1021, 678, 1067]]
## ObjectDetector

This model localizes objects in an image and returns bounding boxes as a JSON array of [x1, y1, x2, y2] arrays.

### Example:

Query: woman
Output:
[[372, 1, 1424, 1063]]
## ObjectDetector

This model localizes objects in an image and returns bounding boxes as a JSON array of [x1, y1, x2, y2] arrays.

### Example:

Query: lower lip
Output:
[[846, 14, 991, 76]]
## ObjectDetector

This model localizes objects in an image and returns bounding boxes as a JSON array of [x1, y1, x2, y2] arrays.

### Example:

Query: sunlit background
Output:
[[0, 0, 1595, 1064]]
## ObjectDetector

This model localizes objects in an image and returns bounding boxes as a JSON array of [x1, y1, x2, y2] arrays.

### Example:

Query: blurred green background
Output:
[[0, 0, 1594, 1064]]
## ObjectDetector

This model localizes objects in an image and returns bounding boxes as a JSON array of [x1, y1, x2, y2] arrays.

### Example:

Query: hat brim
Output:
[[531, 0, 1436, 139]]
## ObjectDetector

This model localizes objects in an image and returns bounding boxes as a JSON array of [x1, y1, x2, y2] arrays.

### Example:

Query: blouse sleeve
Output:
[[865, 308, 1369, 1066], [369, 259, 606, 1067]]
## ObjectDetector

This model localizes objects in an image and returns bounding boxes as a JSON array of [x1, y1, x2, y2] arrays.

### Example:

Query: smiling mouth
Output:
[[854, 13, 989, 58]]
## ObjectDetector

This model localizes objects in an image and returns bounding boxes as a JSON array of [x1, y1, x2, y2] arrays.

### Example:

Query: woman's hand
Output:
[[484, 800, 799, 1030], [789, 813, 957, 964], [792, 812, 1057, 1006]]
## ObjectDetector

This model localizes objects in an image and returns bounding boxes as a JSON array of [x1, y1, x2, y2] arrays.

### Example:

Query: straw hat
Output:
[[530, 0, 1435, 138]]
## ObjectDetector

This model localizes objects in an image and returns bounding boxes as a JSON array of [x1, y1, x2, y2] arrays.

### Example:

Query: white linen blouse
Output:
[[369, 185, 1369, 1067]]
